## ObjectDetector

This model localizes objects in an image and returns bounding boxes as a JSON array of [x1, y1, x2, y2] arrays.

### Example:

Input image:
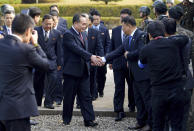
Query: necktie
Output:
[[79, 33, 84, 45], [44, 31, 49, 42], [128, 35, 132, 46], [7, 28, 11, 35]]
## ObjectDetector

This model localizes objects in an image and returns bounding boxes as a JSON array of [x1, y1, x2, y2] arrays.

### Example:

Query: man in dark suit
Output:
[[91, 10, 111, 97], [49, 5, 67, 29], [62, 14, 102, 127], [109, 9, 135, 122], [100, 16, 152, 131], [33, 14, 62, 109], [1, 10, 15, 36], [50, 10, 66, 105], [83, 13, 104, 100], [28, 7, 41, 25], [0, 14, 50, 131], [139, 20, 188, 131]]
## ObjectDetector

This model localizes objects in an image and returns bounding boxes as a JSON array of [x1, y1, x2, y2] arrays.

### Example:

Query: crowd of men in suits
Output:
[[0, 0, 193, 130]]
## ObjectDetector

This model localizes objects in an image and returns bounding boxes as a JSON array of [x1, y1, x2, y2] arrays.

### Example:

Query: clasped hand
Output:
[[91, 55, 105, 67]]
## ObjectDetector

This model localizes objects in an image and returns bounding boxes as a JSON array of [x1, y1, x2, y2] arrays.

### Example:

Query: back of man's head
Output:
[[155, 3, 167, 15], [147, 21, 165, 38], [168, 6, 184, 21], [161, 17, 176, 35], [12, 14, 34, 35]]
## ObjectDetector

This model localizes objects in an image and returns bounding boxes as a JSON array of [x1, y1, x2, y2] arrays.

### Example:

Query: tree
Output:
[[90, 0, 123, 5]]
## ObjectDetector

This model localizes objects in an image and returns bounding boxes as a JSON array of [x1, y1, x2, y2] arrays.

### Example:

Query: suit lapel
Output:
[[3, 26, 8, 35], [118, 26, 122, 44], [70, 27, 85, 48]]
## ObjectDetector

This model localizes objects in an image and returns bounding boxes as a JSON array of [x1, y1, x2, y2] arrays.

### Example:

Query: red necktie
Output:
[[79, 33, 84, 45]]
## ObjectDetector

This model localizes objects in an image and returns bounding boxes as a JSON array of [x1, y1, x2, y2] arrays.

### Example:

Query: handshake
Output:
[[90, 55, 105, 66]]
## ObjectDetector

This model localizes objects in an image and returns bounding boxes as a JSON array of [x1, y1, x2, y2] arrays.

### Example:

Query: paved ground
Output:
[[38, 68, 130, 112]]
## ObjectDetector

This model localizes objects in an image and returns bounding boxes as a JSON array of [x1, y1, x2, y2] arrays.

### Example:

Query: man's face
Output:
[[42, 18, 53, 31], [34, 15, 40, 25], [52, 16, 59, 28], [120, 13, 129, 22], [122, 23, 131, 35], [92, 15, 101, 26], [139, 12, 144, 18], [4, 13, 14, 27], [76, 16, 87, 32], [51, 7, 59, 14]]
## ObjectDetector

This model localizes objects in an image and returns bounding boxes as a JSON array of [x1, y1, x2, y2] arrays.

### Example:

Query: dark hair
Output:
[[120, 8, 132, 16], [12, 14, 34, 35], [50, 5, 58, 10], [3, 10, 13, 16], [161, 17, 176, 35], [29, 7, 41, 18], [121, 16, 136, 26], [147, 20, 165, 38], [168, 6, 184, 21], [90, 10, 101, 16], [50, 10, 59, 17], [89, 15, 93, 22], [72, 14, 86, 24], [42, 14, 53, 22], [155, 3, 167, 15]]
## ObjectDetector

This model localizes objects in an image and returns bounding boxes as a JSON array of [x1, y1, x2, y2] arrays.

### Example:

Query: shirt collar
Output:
[[130, 28, 137, 37], [42, 27, 50, 35], [72, 26, 79, 35], [85, 28, 88, 33], [92, 24, 100, 30], [11, 34, 23, 42]]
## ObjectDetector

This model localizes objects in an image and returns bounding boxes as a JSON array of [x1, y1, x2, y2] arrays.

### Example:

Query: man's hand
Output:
[[30, 30, 38, 45], [124, 51, 129, 59], [109, 64, 113, 70], [91, 55, 104, 66], [57, 66, 61, 71]]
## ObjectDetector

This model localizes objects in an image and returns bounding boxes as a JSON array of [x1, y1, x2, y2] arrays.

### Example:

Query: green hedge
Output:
[[8, 4, 154, 18]]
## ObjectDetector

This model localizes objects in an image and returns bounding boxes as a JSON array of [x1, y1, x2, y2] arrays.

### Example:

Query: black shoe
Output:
[[30, 120, 38, 125], [44, 104, 54, 109], [99, 92, 104, 97], [63, 121, 70, 125], [138, 124, 152, 131], [76, 105, 81, 109], [115, 112, 126, 121], [128, 123, 145, 129], [84, 121, 98, 127], [55, 101, 62, 105]]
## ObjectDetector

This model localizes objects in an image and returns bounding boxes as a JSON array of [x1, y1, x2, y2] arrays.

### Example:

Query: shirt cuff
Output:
[[101, 57, 106, 63], [138, 60, 145, 69]]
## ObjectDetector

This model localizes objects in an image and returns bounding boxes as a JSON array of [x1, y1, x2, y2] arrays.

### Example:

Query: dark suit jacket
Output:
[[0, 35, 50, 120], [98, 24, 111, 55], [35, 26, 62, 69], [58, 17, 67, 29], [62, 27, 92, 77], [106, 28, 149, 82], [109, 25, 128, 70], [87, 28, 104, 56]]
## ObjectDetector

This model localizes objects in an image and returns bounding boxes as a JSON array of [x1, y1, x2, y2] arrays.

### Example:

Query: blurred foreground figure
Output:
[[0, 14, 50, 131]]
